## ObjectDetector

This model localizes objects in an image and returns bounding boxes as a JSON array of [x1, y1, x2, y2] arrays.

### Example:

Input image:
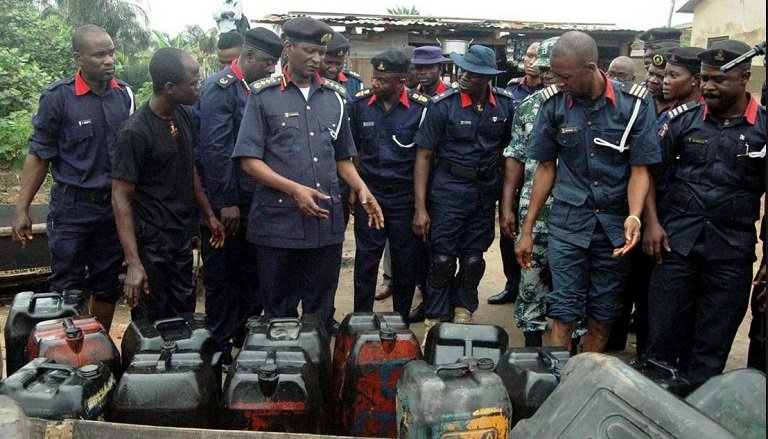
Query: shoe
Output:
[[407, 302, 425, 324], [453, 307, 472, 324], [487, 288, 517, 305], [375, 283, 393, 300]]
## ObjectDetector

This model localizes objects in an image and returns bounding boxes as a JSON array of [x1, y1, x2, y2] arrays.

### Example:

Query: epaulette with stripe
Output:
[[540, 84, 560, 102], [408, 91, 430, 106], [667, 100, 701, 121], [431, 87, 459, 103], [354, 88, 373, 100], [622, 83, 650, 100], [493, 87, 514, 99], [345, 70, 363, 80], [506, 76, 523, 87], [322, 78, 347, 98], [250, 76, 281, 94]]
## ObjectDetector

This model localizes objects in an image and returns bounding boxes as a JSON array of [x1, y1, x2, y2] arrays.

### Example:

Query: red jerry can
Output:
[[26, 316, 121, 378], [336, 313, 421, 437]]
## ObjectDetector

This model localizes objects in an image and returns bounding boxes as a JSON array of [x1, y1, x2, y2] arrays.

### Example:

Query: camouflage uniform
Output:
[[504, 91, 552, 333]]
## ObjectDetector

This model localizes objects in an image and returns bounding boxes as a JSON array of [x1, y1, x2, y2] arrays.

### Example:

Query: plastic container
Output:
[[220, 348, 323, 433], [630, 357, 693, 397], [0, 358, 115, 421], [423, 322, 509, 366], [336, 313, 421, 437], [110, 340, 219, 428], [685, 368, 766, 439], [26, 316, 121, 378], [495, 347, 570, 427], [511, 353, 737, 438], [4, 290, 87, 376], [397, 358, 512, 439]]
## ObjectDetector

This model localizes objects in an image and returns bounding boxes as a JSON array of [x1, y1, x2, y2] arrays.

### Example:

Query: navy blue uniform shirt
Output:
[[196, 60, 254, 209], [506, 76, 544, 109], [232, 70, 356, 249], [349, 87, 429, 186], [415, 85, 515, 209], [29, 71, 133, 190], [337, 70, 364, 99], [659, 96, 765, 260], [528, 76, 661, 248]]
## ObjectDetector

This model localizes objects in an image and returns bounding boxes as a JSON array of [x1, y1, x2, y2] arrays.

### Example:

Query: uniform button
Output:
[[281, 122, 286, 127], [593, 181, 599, 186], [316, 182, 321, 188], [306, 106, 311, 111], [595, 208, 601, 213], [309, 131, 315, 136], [278, 198, 283, 204], [590, 152, 595, 158], [587, 121, 592, 126], [313, 157, 318, 162]]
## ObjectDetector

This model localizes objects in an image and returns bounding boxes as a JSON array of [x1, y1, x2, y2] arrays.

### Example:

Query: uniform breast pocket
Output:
[[556, 129, 581, 149], [392, 127, 417, 149], [266, 114, 301, 152], [446, 121, 475, 141], [66, 122, 94, 144], [484, 117, 506, 138], [679, 141, 707, 164]]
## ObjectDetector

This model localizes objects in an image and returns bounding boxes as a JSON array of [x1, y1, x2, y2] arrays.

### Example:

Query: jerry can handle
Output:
[[27, 293, 62, 312], [537, 348, 562, 383], [646, 358, 680, 379], [153, 317, 187, 332], [21, 362, 72, 386], [267, 317, 302, 327], [435, 362, 471, 377]]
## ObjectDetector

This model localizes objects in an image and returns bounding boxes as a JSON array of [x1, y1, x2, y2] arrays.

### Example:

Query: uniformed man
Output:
[[196, 27, 282, 363], [643, 40, 765, 386], [489, 42, 543, 307], [411, 46, 450, 97], [516, 31, 660, 353], [320, 31, 364, 99], [232, 17, 384, 332], [349, 50, 429, 320], [501, 37, 558, 347], [638, 27, 681, 70], [112, 48, 226, 322], [216, 31, 244, 71], [11, 25, 133, 332], [413, 45, 515, 337], [607, 55, 636, 87], [645, 50, 675, 119]]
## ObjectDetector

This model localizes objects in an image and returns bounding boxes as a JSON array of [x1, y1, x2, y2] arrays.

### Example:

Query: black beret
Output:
[[648, 49, 667, 69], [327, 32, 350, 56], [282, 17, 334, 46], [698, 39, 753, 67], [665, 46, 705, 73], [243, 28, 283, 59], [639, 27, 682, 45], [370, 50, 409, 73]]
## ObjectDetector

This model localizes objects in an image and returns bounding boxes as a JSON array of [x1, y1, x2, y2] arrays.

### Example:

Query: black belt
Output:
[[54, 182, 111, 203], [437, 159, 498, 181]]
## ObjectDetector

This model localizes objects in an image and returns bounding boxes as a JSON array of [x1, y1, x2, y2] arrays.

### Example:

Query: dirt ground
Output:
[[0, 215, 759, 378]]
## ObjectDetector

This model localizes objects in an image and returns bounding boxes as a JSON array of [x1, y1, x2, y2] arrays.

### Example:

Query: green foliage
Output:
[[386, 5, 420, 15], [0, 48, 53, 119], [118, 62, 150, 89], [0, 110, 33, 165]]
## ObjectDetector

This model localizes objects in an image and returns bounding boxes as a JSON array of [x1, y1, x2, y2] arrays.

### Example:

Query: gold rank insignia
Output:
[[652, 53, 665, 67], [377, 61, 386, 71], [321, 33, 333, 44], [714, 50, 725, 61], [219, 77, 229, 84]]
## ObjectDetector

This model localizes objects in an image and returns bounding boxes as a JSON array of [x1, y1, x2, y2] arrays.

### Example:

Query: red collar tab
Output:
[[337, 71, 349, 82], [368, 87, 410, 108], [703, 93, 759, 124], [435, 81, 448, 95], [460, 85, 496, 108], [230, 59, 245, 80], [74, 69, 120, 96]]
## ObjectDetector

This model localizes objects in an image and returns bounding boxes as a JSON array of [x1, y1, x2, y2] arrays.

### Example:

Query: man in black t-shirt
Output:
[[112, 47, 226, 321]]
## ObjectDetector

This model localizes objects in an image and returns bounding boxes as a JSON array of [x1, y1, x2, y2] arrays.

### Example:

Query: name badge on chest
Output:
[[460, 120, 472, 125], [363, 121, 375, 127]]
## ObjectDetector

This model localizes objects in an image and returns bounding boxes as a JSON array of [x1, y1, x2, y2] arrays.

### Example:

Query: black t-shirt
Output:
[[112, 103, 196, 232]]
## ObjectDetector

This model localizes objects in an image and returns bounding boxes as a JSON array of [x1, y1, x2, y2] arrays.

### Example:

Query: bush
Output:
[[0, 110, 33, 165], [0, 48, 53, 119], [118, 62, 150, 90]]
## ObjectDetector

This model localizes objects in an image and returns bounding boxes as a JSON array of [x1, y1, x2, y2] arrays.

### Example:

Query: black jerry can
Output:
[[423, 322, 508, 366]]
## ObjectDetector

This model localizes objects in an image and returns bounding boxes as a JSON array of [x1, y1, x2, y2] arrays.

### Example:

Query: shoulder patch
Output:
[[540, 84, 561, 102], [251, 76, 281, 94], [667, 100, 701, 121], [623, 83, 650, 100], [215, 73, 236, 88], [322, 78, 347, 98], [45, 77, 75, 92], [408, 91, 430, 106], [493, 87, 514, 99], [431, 87, 459, 103], [345, 70, 363, 80], [354, 88, 373, 100], [506, 76, 523, 86]]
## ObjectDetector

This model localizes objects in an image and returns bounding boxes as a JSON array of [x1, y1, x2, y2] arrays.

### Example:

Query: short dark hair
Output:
[[72, 24, 108, 52], [149, 47, 187, 95], [217, 31, 244, 50], [553, 31, 599, 65]]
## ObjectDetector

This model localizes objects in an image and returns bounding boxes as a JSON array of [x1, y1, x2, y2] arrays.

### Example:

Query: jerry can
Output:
[[336, 313, 421, 437], [4, 290, 86, 376], [26, 316, 121, 378], [110, 340, 219, 428], [423, 322, 508, 366], [495, 347, 570, 427], [220, 348, 323, 433], [397, 358, 512, 439], [0, 358, 115, 421]]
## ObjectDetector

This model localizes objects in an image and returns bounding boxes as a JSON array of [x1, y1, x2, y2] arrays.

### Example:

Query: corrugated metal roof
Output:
[[257, 11, 629, 32], [677, 0, 702, 14]]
